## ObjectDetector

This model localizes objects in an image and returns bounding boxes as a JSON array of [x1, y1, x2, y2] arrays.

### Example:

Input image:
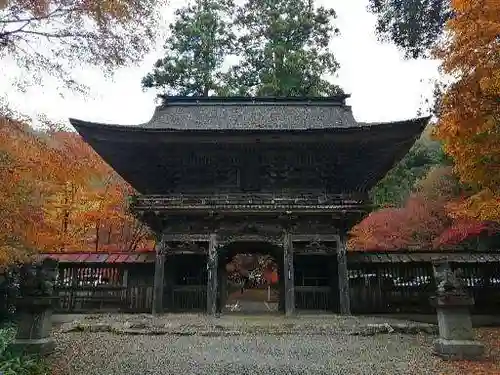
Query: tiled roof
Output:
[[37, 252, 155, 264], [348, 252, 500, 263], [145, 99, 358, 130]]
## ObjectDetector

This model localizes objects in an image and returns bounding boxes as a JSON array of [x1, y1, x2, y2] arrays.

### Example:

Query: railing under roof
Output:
[[130, 192, 371, 212]]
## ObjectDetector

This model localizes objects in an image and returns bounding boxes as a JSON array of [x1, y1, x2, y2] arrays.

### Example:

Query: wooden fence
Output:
[[348, 252, 500, 315], [54, 263, 154, 313]]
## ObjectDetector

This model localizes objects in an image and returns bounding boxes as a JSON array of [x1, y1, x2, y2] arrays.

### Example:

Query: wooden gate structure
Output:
[[69, 95, 430, 316]]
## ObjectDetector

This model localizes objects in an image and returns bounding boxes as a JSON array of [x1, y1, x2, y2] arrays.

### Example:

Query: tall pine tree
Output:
[[222, 0, 343, 96], [142, 0, 236, 97]]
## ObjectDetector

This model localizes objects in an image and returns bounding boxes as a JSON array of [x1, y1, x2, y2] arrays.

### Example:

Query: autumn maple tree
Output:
[[348, 166, 493, 251], [0, 115, 58, 265], [0, 115, 152, 267], [433, 0, 500, 223], [348, 194, 450, 251], [40, 130, 153, 253]]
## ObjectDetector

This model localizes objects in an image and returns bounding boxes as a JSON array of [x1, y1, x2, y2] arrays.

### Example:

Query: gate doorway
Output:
[[217, 241, 283, 314]]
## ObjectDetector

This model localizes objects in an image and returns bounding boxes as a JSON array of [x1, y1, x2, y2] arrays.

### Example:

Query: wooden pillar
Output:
[[152, 238, 166, 316], [283, 232, 295, 316], [328, 255, 338, 312], [337, 233, 351, 315], [207, 233, 219, 316], [218, 264, 227, 314], [163, 257, 174, 312]]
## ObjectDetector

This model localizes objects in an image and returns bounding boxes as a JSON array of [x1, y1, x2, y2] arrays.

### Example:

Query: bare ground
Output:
[[50, 314, 445, 375]]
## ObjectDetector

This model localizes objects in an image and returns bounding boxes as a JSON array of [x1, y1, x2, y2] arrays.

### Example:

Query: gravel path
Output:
[[51, 315, 443, 375]]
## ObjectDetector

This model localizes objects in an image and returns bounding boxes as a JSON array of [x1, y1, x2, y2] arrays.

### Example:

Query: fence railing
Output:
[[171, 285, 206, 312], [295, 286, 332, 311], [348, 263, 436, 314]]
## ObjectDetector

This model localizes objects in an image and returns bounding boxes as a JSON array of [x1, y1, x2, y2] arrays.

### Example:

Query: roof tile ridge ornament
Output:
[[156, 94, 351, 106]]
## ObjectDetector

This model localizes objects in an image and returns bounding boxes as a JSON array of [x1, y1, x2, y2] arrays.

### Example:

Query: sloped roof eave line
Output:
[[69, 116, 430, 135]]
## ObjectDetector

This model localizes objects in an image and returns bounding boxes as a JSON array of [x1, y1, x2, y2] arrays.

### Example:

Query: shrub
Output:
[[0, 327, 50, 375]]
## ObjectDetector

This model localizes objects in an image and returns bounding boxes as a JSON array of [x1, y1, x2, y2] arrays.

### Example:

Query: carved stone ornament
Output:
[[433, 262, 467, 297], [19, 258, 59, 299]]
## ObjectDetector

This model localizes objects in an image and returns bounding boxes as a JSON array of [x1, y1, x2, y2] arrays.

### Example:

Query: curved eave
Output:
[[69, 116, 430, 194], [69, 116, 430, 143]]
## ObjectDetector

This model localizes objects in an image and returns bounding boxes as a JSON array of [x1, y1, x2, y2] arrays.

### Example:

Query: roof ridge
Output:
[[158, 95, 350, 106]]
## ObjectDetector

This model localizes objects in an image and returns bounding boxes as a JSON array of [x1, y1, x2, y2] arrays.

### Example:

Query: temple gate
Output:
[[70, 95, 429, 316]]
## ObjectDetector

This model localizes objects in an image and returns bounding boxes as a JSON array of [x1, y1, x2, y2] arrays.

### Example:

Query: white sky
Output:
[[1, 0, 441, 125]]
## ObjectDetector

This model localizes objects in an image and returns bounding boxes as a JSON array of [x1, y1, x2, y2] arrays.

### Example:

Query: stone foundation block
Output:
[[433, 338, 484, 360], [7, 337, 56, 356]]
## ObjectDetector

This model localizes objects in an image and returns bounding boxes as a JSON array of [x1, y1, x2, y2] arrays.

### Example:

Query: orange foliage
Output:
[[348, 194, 450, 251], [348, 166, 493, 251], [42, 130, 154, 253], [433, 0, 500, 223], [0, 117, 55, 264], [1, 0, 142, 21], [0, 115, 153, 266]]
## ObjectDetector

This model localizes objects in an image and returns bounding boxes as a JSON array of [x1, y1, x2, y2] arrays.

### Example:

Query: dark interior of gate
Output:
[[167, 254, 207, 312], [295, 254, 339, 312]]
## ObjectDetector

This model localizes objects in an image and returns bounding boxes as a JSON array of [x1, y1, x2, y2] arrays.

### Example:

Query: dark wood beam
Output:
[[206, 233, 218, 316], [152, 239, 166, 315], [337, 233, 351, 315], [283, 232, 295, 317]]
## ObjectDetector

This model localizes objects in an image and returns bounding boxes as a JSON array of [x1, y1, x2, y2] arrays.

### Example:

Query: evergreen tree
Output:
[[367, 0, 451, 59], [222, 0, 343, 96], [142, 0, 236, 97]]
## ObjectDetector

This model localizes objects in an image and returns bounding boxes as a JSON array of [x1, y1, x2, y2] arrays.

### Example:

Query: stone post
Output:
[[8, 258, 58, 356], [430, 261, 484, 360]]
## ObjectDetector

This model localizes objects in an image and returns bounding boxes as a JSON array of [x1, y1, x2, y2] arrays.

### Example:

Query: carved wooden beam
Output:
[[291, 234, 339, 242], [161, 233, 211, 242], [217, 234, 283, 248]]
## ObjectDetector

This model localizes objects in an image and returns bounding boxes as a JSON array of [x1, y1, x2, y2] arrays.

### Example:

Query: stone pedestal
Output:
[[430, 294, 484, 360], [8, 297, 56, 356]]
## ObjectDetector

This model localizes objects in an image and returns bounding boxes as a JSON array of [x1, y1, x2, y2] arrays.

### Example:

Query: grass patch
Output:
[[0, 326, 51, 375]]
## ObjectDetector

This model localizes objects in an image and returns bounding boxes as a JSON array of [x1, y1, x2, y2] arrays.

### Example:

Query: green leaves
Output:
[[0, 327, 49, 375], [143, 0, 343, 98], [367, 0, 452, 59], [225, 0, 342, 96], [142, 0, 236, 97], [370, 128, 449, 208]]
